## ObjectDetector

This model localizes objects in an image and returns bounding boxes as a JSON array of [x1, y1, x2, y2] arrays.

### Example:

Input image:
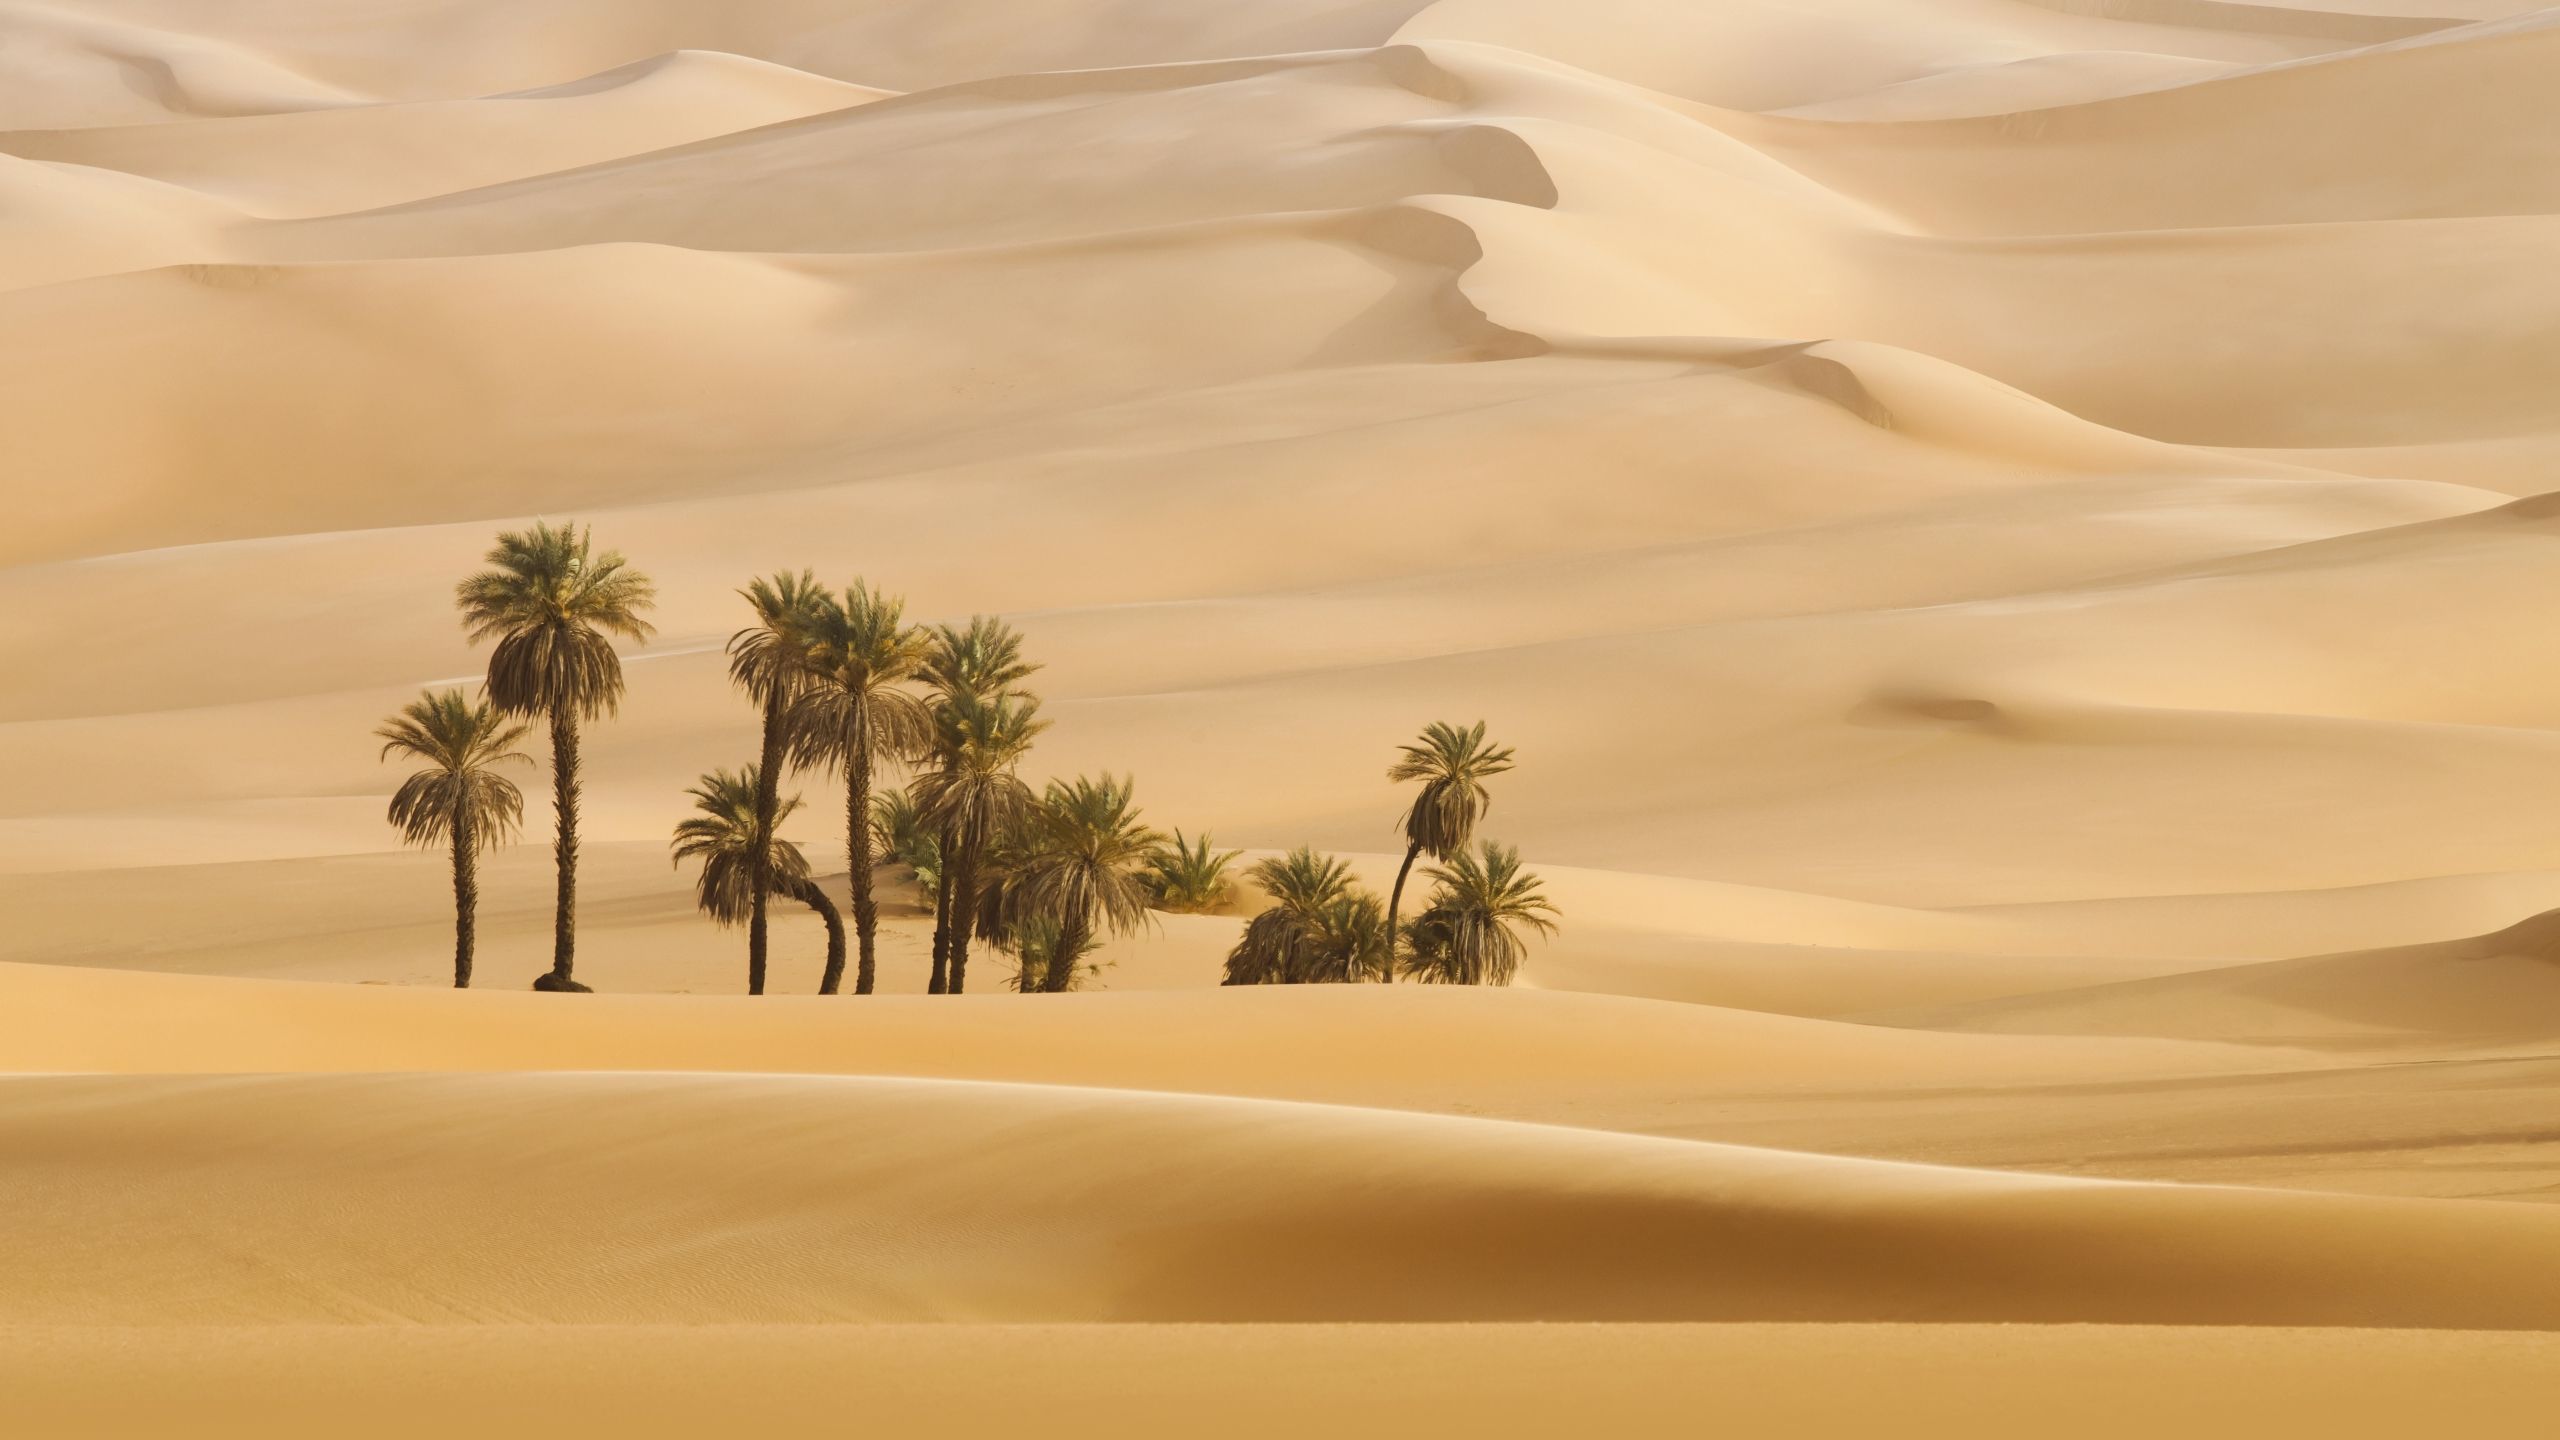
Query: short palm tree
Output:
[[727, 571, 831, 997], [787, 582, 933, 996], [871, 784, 941, 893], [1381, 721, 1515, 984], [456, 521, 656, 992], [671, 766, 846, 994], [1222, 847, 1386, 985], [376, 689, 531, 988], [1399, 841, 1558, 986], [1003, 774, 1164, 992], [919, 618, 1041, 993], [1144, 830, 1241, 913], [914, 687, 1048, 994]]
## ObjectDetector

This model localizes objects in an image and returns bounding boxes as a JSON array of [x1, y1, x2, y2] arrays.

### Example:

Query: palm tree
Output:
[[456, 521, 656, 991], [1144, 830, 1241, 913], [1398, 841, 1558, 986], [727, 571, 831, 997], [1381, 721, 1515, 984], [919, 618, 1040, 994], [1222, 847, 1387, 985], [786, 582, 933, 996], [872, 784, 942, 893], [671, 767, 846, 994], [1002, 774, 1164, 992], [376, 689, 532, 988], [914, 688, 1048, 994], [727, 566, 824, 994]]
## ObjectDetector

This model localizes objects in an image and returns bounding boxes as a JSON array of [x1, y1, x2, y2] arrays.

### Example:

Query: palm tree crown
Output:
[[1400, 841, 1559, 986], [1390, 720, 1516, 859], [377, 689, 531, 853], [1223, 847, 1387, 985], [671, 766, 814, 926], [915, 690, 1049, 861], [728, 570, 830, 710], [1144, 830, 1242, 913], [456, 520, 657, 721], [1006, 774, 1165, 990], [788, 583, 935, 778]]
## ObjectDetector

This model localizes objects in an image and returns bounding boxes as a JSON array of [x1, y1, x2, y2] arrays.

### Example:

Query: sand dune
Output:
[[6, 0, 2559, 1429]]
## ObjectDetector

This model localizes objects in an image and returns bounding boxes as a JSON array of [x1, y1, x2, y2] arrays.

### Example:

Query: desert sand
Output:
[[5, 0, 2560, 1433]]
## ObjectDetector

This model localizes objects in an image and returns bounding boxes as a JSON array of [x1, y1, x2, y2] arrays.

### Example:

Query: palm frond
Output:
[[375, 689, 531, 852], [1144, 830, 1241, 913], [455, 520, 657, 720]]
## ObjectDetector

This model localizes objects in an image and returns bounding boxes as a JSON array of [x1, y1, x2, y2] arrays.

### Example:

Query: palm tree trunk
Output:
[[1382, 841, 1422, 984], [928, 849, 953, 995], [540, 700, 586, 990], [848, 741, 878, 995], [747, 689, 786, 997], [947, 839, 980, 995], [1042, 911, 1090, 993], [451, 808, 476, 989], [787, 876, 847, 995]]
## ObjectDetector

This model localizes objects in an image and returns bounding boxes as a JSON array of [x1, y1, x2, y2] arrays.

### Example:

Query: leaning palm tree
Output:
[[1144, 830, 1242, 913], [671, 766, 846, 994], [1002, 774, 1164, 992], [787, 582, 933, 996], [914, 688, 1048, 994], [1222, 847, 1385, 985], [919, 617, 1041, 993], [376, 689, 532, 988], [727, 571, 831, 997], [1381, 721, 1515, 984], [1398, 841, 1558, 986], [456, 521, 656, 992]]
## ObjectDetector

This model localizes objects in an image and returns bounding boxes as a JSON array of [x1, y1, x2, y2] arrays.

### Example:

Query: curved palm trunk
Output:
[[784, 875, 847, 995], [847, 741, 879, 995], [747, 688, 786, 997], [1381, 841, 1422, 984], [928, 849, 954, 995], [538, 701, 588, 991], [450, 807, 476, 989]]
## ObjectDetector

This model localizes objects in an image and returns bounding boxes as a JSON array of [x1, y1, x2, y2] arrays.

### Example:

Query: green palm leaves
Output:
[[375, 689, 531, 989], [458, 521, 657, 725], [996, 774, 1165, 992], [377, 690, 532, 854], [1223, 847, 1391, 986], [1145, 830, 1241, 913], [455, 521, 655, 992], [1400, 842, 1558, 986]]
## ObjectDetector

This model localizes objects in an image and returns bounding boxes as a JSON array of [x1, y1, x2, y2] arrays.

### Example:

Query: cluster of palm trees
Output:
[[377, 522, 1559, 992], [1222, 721, 1556, 985]]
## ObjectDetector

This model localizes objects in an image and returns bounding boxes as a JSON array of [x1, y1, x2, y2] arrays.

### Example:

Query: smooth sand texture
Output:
[[5, 0, 2559, 1433]]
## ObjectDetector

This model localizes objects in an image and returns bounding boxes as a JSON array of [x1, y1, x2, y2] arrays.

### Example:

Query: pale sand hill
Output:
[[4, 0, 2559, 1431]]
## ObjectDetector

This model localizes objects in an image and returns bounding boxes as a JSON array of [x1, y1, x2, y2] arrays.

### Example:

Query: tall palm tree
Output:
[[919, 618, 1040, 994], [1144, 830, 1242, 914], [671, 766, 846, 994], [914, 688, 1048, 994], [787, 582, 933, 996], [456, 521, 656, 992], [1222, 847, 1386, 985], [727, 571, 831, 997], [1381, 721, 1515, 985], [376, 689, 532, 988], [1399, 841, 1558, 986], [1003, 774, 1164, 992]]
